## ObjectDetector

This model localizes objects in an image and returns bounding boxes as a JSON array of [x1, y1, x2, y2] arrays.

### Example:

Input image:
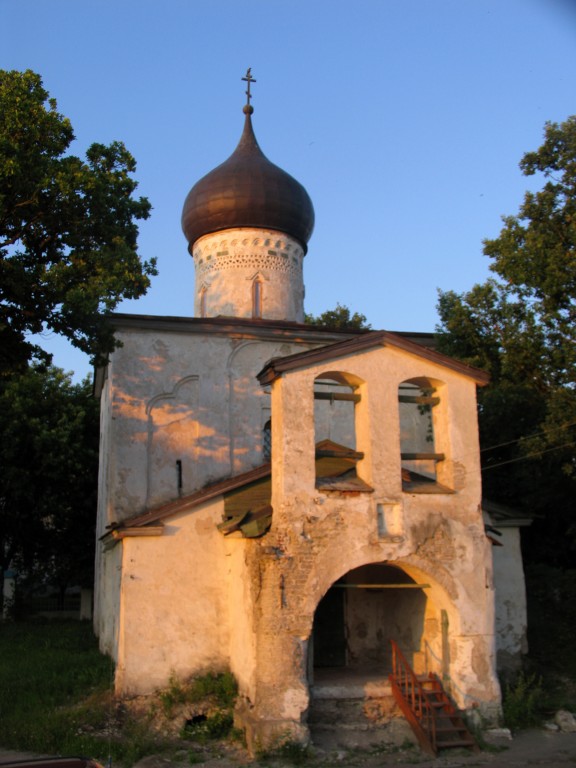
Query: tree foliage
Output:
[[0, 69, 156, 374], [305, 302, 371, 330], [0, 365, 99, 609], [437, 116, 576, 566]]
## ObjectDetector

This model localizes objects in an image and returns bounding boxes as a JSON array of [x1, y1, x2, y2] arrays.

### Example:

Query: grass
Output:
[[257, 738, 313, 766], [497, 563, 576, 731], [523, 564, 576, 716], [158, 670, 239, 742], [501, 672, 545, 730], [0, 619, 171, 765], [160, 670, 238, 717]]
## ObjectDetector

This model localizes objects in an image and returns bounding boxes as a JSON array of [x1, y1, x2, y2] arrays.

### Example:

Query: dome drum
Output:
[[191, 227, 305, 322]]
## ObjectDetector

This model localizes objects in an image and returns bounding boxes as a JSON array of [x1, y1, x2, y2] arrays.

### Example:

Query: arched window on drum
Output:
[[252, 275, 264, 318]]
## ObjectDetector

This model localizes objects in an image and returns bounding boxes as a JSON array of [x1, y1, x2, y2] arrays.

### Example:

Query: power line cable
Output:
[[480, 419, 576, 455], [481, 439, 576, 472]]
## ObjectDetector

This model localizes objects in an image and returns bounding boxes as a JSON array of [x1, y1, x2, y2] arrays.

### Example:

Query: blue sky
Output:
[[2, 0, 576, 380]]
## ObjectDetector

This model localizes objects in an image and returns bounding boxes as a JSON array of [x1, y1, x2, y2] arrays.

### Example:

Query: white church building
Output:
[[94, 77, 528, 750]]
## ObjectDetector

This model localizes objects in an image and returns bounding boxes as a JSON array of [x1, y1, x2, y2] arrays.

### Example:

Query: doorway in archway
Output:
[[311, 563, 428, 681]]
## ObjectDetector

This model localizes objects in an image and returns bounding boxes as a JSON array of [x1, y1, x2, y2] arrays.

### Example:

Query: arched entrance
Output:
[[311, 563, 433, 682]]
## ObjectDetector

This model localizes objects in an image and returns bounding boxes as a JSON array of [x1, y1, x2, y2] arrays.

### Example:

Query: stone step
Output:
[[309, 682, 401, 727], [308, 672, 416, 751], [309, 695, 400, 725], [309, 719, 417, 751], [310, 675, 392, 700], [436, 738, 477, 749]]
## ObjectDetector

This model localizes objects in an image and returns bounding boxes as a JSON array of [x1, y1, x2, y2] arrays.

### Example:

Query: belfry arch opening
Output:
[[310, 563, 443, 683], [314, 371, 364, 483], [399, 376, 444, 485]]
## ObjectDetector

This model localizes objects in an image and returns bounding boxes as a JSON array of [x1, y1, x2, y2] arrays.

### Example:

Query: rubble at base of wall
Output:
[[234, 699, 309, 756]]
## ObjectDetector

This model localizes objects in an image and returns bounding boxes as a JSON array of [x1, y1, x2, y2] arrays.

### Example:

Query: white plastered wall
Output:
[[95, 324, 321, 683], [97, 329, 320, 526], [492, 528, 528, 671], [192, 228, 305, 322], [115, 503, 232, 694]]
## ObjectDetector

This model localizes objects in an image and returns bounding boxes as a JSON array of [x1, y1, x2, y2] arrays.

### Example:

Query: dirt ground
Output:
[[2, 728, 576, 768]]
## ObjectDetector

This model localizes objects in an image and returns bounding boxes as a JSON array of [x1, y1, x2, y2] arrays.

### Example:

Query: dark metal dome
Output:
[[181, 107, 315, 252]]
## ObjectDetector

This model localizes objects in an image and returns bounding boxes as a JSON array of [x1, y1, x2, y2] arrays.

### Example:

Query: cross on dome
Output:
[[242, 68, 256, 112]]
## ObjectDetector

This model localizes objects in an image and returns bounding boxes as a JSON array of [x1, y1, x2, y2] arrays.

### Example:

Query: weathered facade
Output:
[[95, 84, 526, 748]]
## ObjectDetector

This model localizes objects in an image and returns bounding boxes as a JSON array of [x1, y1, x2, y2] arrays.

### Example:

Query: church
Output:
[[94, 74, 528, 751]]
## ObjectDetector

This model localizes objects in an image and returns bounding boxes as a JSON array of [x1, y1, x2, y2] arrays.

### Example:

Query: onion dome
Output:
[[181, 104, 315, 252]]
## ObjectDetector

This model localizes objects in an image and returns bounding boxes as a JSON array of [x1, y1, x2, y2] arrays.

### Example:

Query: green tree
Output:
[[0, 69, 156, 375], [437, 116, 576, 566], [305, 302, 371, 330], [0, 365, 99, 612]]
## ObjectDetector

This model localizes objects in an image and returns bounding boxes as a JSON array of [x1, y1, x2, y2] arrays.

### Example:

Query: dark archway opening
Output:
[[311, 563, 427, 679]]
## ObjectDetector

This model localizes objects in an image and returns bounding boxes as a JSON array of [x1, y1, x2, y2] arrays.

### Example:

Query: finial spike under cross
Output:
[[242, 68, 256, 106]]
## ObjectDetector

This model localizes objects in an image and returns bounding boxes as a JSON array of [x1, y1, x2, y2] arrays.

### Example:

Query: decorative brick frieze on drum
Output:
[[192, 228, 305, 321]]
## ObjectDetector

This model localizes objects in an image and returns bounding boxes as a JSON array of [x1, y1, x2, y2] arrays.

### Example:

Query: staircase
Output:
[[388, 640, 478, 756], [308, 670, 415, 750]]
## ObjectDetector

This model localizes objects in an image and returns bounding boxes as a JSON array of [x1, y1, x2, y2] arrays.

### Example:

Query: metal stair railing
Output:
[[389, 639, 437, 754]]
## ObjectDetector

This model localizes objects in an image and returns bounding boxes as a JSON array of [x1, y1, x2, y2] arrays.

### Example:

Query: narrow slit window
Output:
[[199, 286, 207, 318], [252, 277, 263, 318], [263, 419, 272, 461]]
